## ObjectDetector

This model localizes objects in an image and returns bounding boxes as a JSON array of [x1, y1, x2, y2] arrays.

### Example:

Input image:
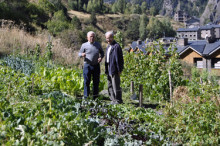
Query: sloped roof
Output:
[[130, 41, 148, 54], [177, 28, 200, 32], [209, 25, 220, 28], [203, 41, 220, 55], [200, 25, 213, 30], [186, 17, 200, 24], [176, 40, 220, 57], [176, 45, 189, 53]]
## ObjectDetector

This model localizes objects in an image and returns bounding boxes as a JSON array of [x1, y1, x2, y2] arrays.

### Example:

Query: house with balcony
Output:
[[174, 10, 189, 23]]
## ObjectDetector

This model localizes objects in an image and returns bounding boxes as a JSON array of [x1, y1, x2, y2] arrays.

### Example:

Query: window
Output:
[[212, 58, 220, 68], [194, 58, 203, 68]]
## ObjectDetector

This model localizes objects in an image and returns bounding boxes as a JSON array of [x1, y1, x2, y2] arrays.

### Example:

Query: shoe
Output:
[[110, 101, 119, 105], [83, 96, 88, 100]]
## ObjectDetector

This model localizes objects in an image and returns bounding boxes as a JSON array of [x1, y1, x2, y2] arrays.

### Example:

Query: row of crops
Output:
[[0, 55, 220, 145], [0, 58, 164, 145]]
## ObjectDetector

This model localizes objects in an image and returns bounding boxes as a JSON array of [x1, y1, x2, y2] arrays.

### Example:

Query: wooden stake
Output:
[[7, 83, 11, 100], [168, 69, 173, 104], [32, 76, 34, 94], [130, 81, 134, 94], [139, 84, 143, 107]]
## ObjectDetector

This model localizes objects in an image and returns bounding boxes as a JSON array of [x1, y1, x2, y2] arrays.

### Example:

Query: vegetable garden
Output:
[[0, 43, 219, 145]]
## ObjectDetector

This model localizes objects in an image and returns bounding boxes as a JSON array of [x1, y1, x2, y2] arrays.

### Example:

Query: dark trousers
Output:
[[107, 74, 123, 103], [83, 63, 100, 99]]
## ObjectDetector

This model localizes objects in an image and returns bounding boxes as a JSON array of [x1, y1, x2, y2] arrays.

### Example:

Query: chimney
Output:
[[177, 38, 188, 46], [137, 40, 142, 45], [206, 36, 216, 43]]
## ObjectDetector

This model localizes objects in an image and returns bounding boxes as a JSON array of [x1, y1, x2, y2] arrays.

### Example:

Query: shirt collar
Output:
[[88, 41, 95, 44]]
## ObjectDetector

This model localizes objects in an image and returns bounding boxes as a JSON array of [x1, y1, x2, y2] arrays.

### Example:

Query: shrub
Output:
[[59, 29, 81, 49], [46, 10, 74, 35], [121, 43, 183, 102]]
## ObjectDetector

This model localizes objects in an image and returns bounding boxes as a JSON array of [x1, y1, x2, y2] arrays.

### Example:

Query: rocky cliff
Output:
[[200, 0, 220, 24], [160, 0, 220, 24], [161, 0, 208, 18]]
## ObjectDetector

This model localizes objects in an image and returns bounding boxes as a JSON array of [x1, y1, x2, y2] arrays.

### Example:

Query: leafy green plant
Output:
[[121, 43, 183, 102], [46, 10, 74, 35], [44, 42, 53, 60]]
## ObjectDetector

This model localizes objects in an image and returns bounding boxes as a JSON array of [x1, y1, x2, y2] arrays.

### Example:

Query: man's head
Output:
[[87, 31, 95, 43], [105, 31, 114, 45]]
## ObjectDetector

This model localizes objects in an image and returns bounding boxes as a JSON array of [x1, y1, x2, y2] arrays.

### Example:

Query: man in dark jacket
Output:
[[105, 31, 124, 104]]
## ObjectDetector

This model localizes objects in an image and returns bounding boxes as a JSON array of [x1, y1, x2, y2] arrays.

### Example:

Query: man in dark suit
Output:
[[105, 31, 124, 104]]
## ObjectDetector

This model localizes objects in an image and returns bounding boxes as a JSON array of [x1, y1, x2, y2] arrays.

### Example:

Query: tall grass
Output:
[[0, 23, 81, 66]]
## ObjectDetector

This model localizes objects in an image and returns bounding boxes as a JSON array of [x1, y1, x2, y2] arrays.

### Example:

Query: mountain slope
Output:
[[200, 0, 220, 24]]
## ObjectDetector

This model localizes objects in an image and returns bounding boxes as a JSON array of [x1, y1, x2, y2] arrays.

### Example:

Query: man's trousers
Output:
[[83, 63, 100, 99], [107, 74, 123, 104]]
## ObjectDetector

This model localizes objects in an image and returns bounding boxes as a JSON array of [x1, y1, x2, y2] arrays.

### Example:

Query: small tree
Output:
[[71, 16, 81, 29], [150, 6, 157, 16], [126, 18, 140, 40], [114, 31, 124, 48], [86, 0, 93, 12], [90, 11, 97, 25], [139, 14, 148, 40], [83, 4, 86, 11], [141, 1, 147, 14], [147, 17, 163, 39]]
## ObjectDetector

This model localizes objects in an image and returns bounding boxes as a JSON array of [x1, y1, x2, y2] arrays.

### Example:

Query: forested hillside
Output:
[[68, 0, 218, 24]]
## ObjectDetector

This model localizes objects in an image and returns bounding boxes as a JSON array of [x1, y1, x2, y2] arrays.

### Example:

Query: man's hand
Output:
[[118, 72, 121, 76], [98, 57, 102, 63], [81, 53, 86, 57]]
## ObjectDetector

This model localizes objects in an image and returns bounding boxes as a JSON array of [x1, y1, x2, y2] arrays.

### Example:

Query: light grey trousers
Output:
[[107, 74, 123, 103]]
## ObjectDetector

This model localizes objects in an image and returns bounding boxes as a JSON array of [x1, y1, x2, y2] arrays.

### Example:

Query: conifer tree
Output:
[[139, 14, 148, 40], [86, 0, 93, 12], [141, 2, 147, 14], [112, 2, 117, 14], [126, 18, 140, 40], [78, 0, 82, 11], [90, 11, 97, 25], [71, 16, 81, 29], [83, 3, 86, 11]]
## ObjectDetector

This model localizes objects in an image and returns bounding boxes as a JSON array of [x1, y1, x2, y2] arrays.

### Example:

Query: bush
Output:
[[46, 10, 74, 35], [78, 26, 102, 45], [59, 30, 81, 49], [71, 16, 82, 30], [121, 43, 183, 102]]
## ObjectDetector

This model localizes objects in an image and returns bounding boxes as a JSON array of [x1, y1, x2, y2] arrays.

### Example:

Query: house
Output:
[[185, 17, 200, 28], [200, 25, 215, 39], [176, 38, 220, 70], [210, 25, 220, 39], [174, 10, 189, 23], [159, 37, 177, 44], [129, 40, 149, 54], [177, 28, 201, 41], [128, 38, 220, 71]]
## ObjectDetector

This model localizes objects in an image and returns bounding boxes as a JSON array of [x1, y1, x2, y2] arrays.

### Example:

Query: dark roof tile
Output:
[[177, 28, 200, 32], [176, 40, 220, 56], [203, 41, 220, 55]]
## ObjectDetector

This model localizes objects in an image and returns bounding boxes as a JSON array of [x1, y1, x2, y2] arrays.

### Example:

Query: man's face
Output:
[[87, 33, 95, 43], [106, 34, 113, 44]]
